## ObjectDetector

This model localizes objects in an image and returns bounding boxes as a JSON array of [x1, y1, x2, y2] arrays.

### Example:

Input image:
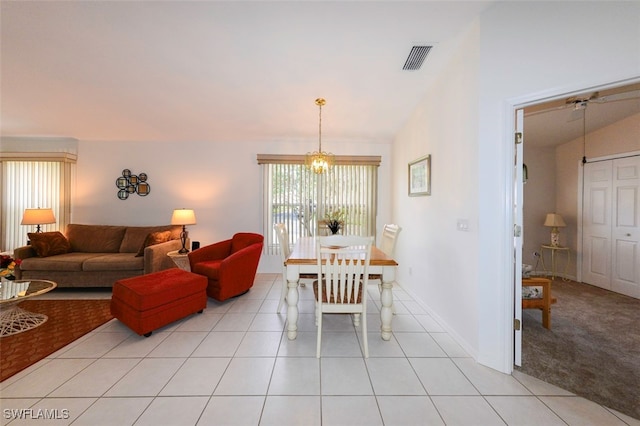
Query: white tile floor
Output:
[[1, 273, 638, 425]]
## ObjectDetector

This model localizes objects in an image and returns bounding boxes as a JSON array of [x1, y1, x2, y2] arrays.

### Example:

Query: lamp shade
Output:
[[171, 209, 197, 226], [544, 213, 566, 228], [21, 208, 56, 225]]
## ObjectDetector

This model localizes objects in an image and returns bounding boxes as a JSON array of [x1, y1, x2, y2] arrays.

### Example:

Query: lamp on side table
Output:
[[171, 208, 197, 254]]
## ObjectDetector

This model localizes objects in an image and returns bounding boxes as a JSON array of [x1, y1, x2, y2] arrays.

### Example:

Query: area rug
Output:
[[517, 280, 640, 420], [0, 299, 113, 382]]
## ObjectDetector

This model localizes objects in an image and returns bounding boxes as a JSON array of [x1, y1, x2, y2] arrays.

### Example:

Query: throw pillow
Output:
[[28, 231, 71, 257], [136, 231, 172, 257]]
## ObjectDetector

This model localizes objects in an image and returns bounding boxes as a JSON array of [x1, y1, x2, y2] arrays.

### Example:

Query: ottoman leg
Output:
[[144, 331, 152, 337]]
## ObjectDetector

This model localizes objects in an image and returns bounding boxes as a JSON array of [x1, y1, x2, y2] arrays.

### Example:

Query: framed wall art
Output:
[[408, 155, 431, 196]]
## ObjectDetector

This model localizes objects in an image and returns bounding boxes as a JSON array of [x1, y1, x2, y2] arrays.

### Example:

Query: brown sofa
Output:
[[14, 224, 184, 288]]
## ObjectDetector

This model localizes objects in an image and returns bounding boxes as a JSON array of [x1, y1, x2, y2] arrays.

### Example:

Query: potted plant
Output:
[[324, 208, 345, 234]]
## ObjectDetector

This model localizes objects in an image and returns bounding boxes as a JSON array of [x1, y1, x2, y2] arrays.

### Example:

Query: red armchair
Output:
[[188, 233, 264, 301]]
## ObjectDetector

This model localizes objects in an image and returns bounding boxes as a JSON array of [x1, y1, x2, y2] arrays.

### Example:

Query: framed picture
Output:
[[408, 155, 431, 196]]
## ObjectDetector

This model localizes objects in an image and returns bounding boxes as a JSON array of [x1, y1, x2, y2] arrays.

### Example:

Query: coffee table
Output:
[[0, 279, 57, 337]]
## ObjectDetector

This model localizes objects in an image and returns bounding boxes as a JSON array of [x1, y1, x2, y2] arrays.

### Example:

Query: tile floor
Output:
[[1, 273, 638, 425]]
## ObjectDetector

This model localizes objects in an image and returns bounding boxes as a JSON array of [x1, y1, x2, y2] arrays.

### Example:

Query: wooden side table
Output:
[[167, 250, 191, 271], [540, 244, 570, 281], [522, 277, 556, 329]]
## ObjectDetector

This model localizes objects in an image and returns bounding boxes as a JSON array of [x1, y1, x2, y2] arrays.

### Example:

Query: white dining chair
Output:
[[314, 235, 373, 358], [274, 223, 313, 313], [370, 224, 401, 312]]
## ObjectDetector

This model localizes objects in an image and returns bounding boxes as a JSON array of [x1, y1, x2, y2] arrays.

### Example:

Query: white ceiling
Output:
[[0, 1, 494, 144], [2, 1, 638, 147], [524, 83, 640, 148]]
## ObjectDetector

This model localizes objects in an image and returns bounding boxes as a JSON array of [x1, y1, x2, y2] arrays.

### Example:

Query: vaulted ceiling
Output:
[[1, 1, 493, 144], [3, 1, 638, 148]]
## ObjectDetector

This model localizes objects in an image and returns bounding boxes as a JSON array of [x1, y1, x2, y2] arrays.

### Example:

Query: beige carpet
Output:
[[517, 280, 640, 420]]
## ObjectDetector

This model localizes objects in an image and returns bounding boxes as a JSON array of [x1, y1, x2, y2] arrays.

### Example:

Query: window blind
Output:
[[259, 155, 379, 255], [1, 154, 75, 253]]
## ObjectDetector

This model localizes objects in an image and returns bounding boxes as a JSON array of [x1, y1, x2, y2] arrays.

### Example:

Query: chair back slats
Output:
[[316, 236, 373, 306]]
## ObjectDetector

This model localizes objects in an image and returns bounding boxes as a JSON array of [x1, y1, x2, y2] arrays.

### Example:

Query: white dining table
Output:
[[284, 236, 398, 340]]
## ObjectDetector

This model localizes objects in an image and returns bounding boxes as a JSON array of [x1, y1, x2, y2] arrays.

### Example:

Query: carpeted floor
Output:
[[517, 279, 640, 420], [0, 299, 114, 382]]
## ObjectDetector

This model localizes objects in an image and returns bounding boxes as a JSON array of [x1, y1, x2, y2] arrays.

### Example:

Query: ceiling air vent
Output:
[[403, 45, 432, 71]]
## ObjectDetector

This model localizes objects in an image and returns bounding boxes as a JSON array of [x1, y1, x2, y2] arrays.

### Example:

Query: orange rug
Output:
[[0, 299, 113, 382]]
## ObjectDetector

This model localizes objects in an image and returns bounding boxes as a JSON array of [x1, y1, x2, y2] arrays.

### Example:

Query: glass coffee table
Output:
[[0, 279, 57, 337]]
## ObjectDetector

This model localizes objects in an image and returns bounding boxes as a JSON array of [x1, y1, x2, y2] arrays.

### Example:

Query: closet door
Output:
[[582, 161, 612, 290], [611, 156, 640, 298]]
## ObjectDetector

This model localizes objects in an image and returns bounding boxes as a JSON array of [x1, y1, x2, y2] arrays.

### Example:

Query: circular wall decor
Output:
[[115, 169, 151, 199]]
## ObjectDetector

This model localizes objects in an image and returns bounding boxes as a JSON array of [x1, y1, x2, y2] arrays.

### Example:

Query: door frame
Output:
[[504, 77, 640, 370]]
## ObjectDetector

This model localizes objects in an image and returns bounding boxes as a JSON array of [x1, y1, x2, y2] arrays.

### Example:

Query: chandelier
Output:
[[305, 98, 334, 174]]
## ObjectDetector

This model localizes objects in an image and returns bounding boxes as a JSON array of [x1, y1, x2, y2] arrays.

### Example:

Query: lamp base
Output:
[[550, 228, 560, 247], [179, 226, 189, 254]]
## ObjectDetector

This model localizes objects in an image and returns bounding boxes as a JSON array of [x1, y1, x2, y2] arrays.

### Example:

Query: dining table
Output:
[[284, 236, 399, 341]]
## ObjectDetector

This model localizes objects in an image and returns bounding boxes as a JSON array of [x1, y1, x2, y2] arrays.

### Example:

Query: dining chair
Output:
[[314, 235, 373, 358], [370, 224, 401, 312], [274, 223, 313, 313]]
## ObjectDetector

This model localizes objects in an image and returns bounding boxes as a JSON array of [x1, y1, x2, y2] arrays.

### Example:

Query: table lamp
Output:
[[21, 208, 56, 233], [171, 208, 197, 254], [544, 213, 566, 247]]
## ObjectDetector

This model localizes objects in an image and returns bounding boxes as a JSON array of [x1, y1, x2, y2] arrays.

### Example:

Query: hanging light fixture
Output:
[[305, 98, 334, 174]]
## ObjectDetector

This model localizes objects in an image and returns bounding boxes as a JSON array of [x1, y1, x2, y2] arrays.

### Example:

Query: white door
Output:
[[582, 161, 613, 289], [611, 157, 640, 298], [514, 109, 524, 366], [582, 156, 640, 299]]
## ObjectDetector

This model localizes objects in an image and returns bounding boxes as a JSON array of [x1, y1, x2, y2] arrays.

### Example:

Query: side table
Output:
[[167, 250, 191, 271], [540, 245, 570, 281]]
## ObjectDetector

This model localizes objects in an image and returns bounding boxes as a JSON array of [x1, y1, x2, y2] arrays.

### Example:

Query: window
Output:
[[1, 153, 76, 253], [258, 154, 380, 255]]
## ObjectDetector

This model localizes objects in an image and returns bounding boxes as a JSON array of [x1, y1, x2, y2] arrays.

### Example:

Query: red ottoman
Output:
[[111, 268, 207, 336]]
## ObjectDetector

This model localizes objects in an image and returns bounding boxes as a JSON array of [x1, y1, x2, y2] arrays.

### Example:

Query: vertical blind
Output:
[[1, 155, 75, 253], [258, 155, 380, 255]]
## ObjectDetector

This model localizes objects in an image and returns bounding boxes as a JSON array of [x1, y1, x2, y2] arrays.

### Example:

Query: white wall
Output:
[[392, 1, 640, 373], [392, 22, 481, 357], [73, 138, 392, 272], [522, 145, 556, 271]]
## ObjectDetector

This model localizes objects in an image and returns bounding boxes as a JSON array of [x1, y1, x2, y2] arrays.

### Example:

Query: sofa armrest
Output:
[[13, 245, 37, 280], [14, 245, 36, 260], [218, 243, 263, 283], [144, 239, 185, 274]]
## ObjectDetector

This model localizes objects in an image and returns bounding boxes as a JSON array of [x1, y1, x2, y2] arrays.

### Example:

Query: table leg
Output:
[[380, 277, 394, 341], [286, 265, 300, 340]]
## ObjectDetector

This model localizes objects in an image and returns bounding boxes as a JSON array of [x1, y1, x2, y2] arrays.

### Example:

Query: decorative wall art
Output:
[[116, 169, 151, 200], [408, 155, 431, 196]]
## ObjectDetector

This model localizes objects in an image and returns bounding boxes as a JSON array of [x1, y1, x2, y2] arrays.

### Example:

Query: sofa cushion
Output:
[[120, 225, 180, 253], [18, 252, 104, 272], [66, 224, 127, 253], [27, 231, 71, 257], [82, 253, 144, 271], [135, 231, 173, 257]]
